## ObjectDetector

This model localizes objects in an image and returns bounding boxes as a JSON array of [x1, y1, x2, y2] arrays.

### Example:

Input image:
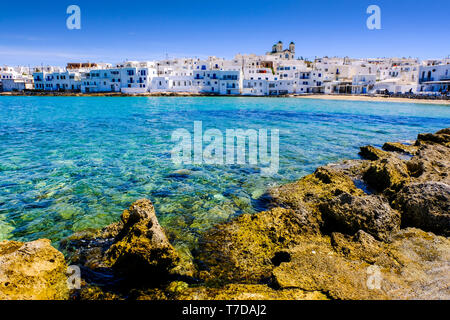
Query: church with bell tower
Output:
[[266, 41, 296, 60]]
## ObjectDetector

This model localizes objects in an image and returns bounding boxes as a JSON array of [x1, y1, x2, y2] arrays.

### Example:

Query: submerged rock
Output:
[[0, 239, 69, 300], [167, 169, 193, 179]]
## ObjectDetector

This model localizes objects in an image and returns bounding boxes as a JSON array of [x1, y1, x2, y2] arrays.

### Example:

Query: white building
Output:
[[33, 70, 81, 92], [352, 75, 376, 94], [119, 61, 157, 94], [417, 63, 450, 94], [1, 66, 33, 92], [9, 43, 450, 97], [1, 78, 34, 91]]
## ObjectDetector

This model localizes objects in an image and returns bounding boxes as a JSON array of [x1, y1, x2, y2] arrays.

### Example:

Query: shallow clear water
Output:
[[1, 96, 449, 251]]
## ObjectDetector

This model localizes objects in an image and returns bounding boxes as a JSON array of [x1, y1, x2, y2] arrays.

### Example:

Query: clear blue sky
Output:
[[1, 0, 449, 66]]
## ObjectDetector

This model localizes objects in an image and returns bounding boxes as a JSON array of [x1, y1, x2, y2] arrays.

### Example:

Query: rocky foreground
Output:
[[1, 128, 449, 300]]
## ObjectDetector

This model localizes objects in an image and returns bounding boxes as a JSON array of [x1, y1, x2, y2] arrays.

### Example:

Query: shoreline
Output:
[[293, 94, 450, 105], [1, 91, 449, 105]]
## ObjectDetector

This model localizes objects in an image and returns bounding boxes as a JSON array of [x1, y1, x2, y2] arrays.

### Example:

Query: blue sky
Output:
[[1, 0, 449, 66]]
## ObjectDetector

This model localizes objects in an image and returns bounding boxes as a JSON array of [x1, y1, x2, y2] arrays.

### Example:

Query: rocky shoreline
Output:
[[1, 128, 449, 300]]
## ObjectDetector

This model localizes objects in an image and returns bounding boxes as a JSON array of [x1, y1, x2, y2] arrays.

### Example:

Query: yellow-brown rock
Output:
[[106, 199, 183, 279], [0, 239, 69, 300]]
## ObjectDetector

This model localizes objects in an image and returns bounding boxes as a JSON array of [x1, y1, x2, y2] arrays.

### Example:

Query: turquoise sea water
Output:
[[1, 96, 449, 252]]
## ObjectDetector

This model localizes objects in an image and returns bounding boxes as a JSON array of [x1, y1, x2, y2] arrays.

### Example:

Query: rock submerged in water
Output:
[[0, 239, 69, 300]]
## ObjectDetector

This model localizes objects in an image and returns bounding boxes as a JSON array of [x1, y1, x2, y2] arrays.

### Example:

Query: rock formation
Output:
[[0, 239, 69, 300]]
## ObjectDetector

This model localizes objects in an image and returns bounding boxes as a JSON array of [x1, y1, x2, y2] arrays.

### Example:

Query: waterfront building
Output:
[[352, 75, 377, 94], [81, 68, 121, 93], [1, 66, 34, 92], [1, 78, 34, 91], [119, 61, 157, 94], [6, 43, 449, 97], [418, 63, 450, 94]]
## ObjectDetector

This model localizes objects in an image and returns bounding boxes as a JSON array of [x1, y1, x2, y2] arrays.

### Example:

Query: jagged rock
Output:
[[61, 199, 195, 296], [359, 145, 390, 160], [165, 283, 327, 300], [270, 166, 365, 232], [330, 231, 388, 264], [0, 239, 69, 300], [416, 131, 450, 146], [77, 285, 124, 300], [363, 156, 410, 194], [106, 199, 182, 279], [406, 142, 450, 183], [272, 234, 387, 300], [436, 128, 450, 135], [394, 182, 450, 236], [382, 142, 417, 155], [272, 229, 450, 300], [320, 193, 401, 241], [197, 207, 306, 284]]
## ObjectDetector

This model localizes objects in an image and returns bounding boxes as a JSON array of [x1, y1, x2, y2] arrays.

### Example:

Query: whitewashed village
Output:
[[1, 41, 449, 97]]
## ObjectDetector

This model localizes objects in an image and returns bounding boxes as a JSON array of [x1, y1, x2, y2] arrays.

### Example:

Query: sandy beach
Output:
[[1, 91, 449, 105], [293, 94, 450, 105]]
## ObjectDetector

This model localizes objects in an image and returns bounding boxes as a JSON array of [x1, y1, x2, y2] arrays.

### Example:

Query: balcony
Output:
[[420, 77, 434, 83]]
